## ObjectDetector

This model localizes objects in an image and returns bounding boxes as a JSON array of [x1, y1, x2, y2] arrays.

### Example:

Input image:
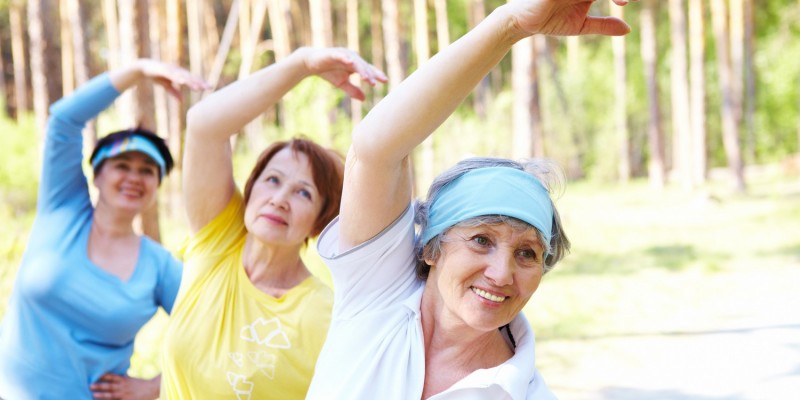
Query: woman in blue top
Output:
[[0, 59, 207, 400]]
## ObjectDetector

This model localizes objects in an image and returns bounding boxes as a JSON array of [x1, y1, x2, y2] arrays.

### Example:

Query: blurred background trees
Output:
[[0, 0, 799, 224]]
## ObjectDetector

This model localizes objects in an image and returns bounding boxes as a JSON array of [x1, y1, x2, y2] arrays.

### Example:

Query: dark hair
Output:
[[243, 138, 345, 239], [89, 127, 175, 182]]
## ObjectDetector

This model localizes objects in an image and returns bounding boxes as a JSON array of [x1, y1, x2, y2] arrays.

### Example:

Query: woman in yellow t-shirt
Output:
[[159, 48, 386, 399]]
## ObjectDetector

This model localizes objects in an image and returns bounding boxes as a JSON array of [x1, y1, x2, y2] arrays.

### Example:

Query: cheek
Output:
[[517, 270, 543, 294]]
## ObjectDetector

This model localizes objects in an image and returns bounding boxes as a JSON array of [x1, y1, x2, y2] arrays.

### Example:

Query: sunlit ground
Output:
[[528, 165, 800, 399], [2, 163, 799, 399]]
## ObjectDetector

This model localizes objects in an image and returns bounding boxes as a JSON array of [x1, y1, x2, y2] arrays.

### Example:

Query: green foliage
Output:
[[0, 113, 39, 215], [528, 168, 800, 339], [754, 5, 800, 160]]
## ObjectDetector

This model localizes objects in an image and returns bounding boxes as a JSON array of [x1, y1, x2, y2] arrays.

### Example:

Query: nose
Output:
[[269, 187, 291, 209], [484, 249, 514, 286]]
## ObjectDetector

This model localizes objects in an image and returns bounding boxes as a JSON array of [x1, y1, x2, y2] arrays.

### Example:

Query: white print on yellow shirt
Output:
[[225, 317, 293, 399]]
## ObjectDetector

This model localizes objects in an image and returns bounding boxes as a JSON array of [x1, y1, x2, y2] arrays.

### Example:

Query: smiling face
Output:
[[243, 148, 323, 247], [93, 151, 160, 214], [425, 221, 546, 333]]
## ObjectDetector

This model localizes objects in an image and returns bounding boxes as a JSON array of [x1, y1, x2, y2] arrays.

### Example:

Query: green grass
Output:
[[526, 169, 800, 340], [3, 165, 799, 378]]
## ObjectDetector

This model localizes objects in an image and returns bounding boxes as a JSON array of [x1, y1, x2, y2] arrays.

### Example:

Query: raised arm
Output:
[[39, 60, 205, 213], [183, 47, 385, 233], [339, 0, 633, 248]]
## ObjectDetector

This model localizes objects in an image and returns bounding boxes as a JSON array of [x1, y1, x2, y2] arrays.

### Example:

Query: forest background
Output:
[[0, 0, 799, 398]]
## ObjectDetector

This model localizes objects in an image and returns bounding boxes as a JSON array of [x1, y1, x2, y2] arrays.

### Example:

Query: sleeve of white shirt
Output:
[[316, 204, 421, 319]]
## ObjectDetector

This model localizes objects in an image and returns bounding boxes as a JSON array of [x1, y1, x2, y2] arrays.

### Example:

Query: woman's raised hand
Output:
[[299, 47, 387, 101], [135, 59, 210, 100], [505, 0, 634, 38]]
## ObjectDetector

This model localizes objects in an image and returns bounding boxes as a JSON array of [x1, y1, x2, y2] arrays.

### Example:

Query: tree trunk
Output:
[[640, 0, 665, 189], [730, 0, 746, 160], [611, 6, 630, 182], [530, 36, 545, 159], [710, 0, 746, 192], [202, 0, 221, 73], [413, 0, 434, 192], [382, 0, 403, 91], [102, 0, 121, 71], [187, 0, 205, 89], [512, 37, 533, 160], [346, 0, 362, 125], [309, 0, 334, 145], [10, 2, 29, 120], [166, 0, 186, 222], [689, 0, 707, 187], [743, 0, 756, 163], [119, 0, 163, 241], [237, 0, 269, 148], [433, 0, 450, 51], [309, 0, 333, 48], [267, 0, 292, 61], [65, 0, 97, 157], [669, 0, 692, 190], [565, 36, 584, 179], [370, 0, 385, 101], [469, 0, 489, 120], [60, 0, 75, 95], [291, 0, 311, 48], [28, 0, 62, 141], [210, 0, 240, 89], [0, 36, 7, 117]]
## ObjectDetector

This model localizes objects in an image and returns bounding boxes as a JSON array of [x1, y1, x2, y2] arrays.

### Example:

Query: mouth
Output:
[[470, 287, 507, 303], [120, 187, 143, 198], [261, 213, 288, 226]]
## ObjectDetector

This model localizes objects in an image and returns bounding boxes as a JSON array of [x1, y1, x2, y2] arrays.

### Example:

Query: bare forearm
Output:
[[108, 60, 147, 93], [352, 4, 523, 166], [186, 49, 312, 143]]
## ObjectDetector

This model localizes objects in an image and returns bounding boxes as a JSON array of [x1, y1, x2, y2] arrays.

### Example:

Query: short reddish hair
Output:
[[243, 138, 344, 238]]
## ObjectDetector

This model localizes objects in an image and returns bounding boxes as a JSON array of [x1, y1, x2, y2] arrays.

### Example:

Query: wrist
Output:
[[148, 375, 161, 399], [490, 4, 535, 46], [289, 47, 314, 77]]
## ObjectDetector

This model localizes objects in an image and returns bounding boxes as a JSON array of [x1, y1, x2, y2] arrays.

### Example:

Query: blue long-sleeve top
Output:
[[0, 73, 183, 400]]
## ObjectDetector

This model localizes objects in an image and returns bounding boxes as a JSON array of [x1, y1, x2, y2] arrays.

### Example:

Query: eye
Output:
[[140, 167, 157, 176], [471, 235, 491, 247], [516, 247, 542, 267], [114, 163, 131, 171], [298, 188, 313, 200], [265, 175, 280, 184]]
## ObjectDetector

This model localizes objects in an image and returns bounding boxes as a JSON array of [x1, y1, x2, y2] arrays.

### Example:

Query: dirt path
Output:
[[538, 321, 800, 399]]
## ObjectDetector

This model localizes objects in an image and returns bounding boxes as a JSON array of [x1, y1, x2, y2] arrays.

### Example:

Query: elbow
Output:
[[185, 103, 206, 137]]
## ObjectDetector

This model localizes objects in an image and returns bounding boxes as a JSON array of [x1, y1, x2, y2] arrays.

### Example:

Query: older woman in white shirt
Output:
[[306, 0, 635, 399]]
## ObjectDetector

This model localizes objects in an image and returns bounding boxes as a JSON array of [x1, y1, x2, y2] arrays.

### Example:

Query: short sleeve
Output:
[[316, 204, 421, 319]]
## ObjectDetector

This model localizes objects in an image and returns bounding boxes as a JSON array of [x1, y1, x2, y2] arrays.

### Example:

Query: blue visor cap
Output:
[[421, 167, 554, 246], [91, 135, 166, 178]]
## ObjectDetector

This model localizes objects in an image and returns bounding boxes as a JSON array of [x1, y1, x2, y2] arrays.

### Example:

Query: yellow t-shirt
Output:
[[160, 193, 333, 399]]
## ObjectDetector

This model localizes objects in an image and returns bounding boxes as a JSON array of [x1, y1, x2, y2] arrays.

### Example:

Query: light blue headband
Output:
[[421, 167, 554, 246], [91, 135, 166, 178]]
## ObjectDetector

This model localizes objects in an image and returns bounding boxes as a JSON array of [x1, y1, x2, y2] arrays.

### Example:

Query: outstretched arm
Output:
[[339, 0, 633, 248], [108, 58, 209, 99], [39, 60, 206, 213], [183, 47, 385, 233]]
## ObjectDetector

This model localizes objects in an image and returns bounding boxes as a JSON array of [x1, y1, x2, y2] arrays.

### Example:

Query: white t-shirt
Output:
[[308, 205, 556, 400]]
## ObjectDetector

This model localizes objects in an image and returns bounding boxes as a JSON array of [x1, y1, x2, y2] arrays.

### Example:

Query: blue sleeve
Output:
[[38, 73, 121, 213], [157, 255, 184, 314]]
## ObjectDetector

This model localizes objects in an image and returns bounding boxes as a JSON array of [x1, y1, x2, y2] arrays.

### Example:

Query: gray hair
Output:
[[414, 157, 570, 280]]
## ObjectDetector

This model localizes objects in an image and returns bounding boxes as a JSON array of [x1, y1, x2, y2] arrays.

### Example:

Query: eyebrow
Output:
[[263, 168, 317, 191], [113, 154, 159, 166]]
